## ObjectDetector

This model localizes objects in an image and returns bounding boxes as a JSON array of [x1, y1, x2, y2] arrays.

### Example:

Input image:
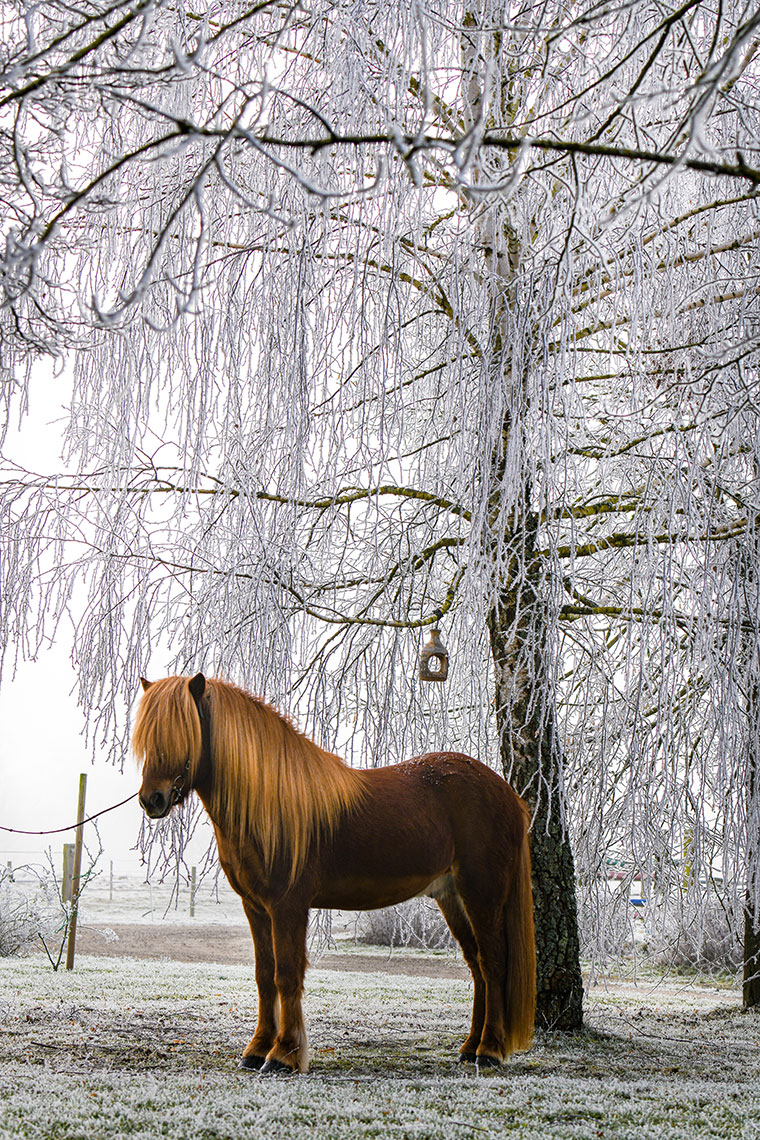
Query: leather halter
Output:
[[169, 756, 192, 807]]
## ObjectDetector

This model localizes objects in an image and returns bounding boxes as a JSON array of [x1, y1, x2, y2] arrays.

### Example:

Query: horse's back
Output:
[[392, 751, 528, 860], [312, 752, 526, 910]]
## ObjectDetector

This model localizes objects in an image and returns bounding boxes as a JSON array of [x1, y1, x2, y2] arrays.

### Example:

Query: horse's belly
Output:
[[313, 871, 448, 911]]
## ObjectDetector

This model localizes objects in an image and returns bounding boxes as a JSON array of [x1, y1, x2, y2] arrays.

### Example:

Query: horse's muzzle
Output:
[[139, 790, 171, 818]]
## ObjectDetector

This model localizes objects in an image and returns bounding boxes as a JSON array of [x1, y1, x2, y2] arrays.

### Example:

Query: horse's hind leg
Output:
[[454, 878, 509, 1065], [239, 901, 279, 1071], [435, 889, 486, 1062]]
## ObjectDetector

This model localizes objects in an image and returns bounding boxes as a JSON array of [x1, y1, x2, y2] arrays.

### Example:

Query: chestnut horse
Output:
[[134, 673, 535, 1074]]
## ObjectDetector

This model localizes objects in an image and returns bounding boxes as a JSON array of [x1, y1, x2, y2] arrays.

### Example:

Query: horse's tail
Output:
[[503, 815, 536, 1053]]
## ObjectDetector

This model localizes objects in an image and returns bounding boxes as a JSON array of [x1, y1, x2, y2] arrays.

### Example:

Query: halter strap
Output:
[[169, 756, 192, 806]]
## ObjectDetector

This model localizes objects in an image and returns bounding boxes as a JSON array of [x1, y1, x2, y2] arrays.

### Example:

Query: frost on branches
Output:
[[1, 1, 760, 1014]]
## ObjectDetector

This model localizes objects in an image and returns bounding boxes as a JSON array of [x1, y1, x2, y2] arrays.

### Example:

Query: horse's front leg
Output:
[[239, 901, 279, 1071], [259, 902, 310, 1075]]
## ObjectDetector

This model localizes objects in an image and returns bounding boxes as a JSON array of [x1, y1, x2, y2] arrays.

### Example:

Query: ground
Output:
[[1, 874, 758, 1138], [72, 921, 467, 977], [2, 948, 759, 1138]]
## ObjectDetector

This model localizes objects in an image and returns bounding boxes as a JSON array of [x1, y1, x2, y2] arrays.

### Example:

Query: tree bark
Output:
[[458, 5, 583, 1029], [744, 681, 760, 1008], [488, 549, 584, 1030], [528, 789, 584, 1030], [744, 907, 760, 1008]]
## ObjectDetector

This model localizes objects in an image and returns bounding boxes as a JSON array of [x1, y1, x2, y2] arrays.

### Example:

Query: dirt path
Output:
[[73, 922, 469, 978], [69, 924, 740, 1005]]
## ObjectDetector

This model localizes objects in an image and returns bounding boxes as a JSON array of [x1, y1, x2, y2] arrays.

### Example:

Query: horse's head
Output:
[[134, 673, 206, 819]]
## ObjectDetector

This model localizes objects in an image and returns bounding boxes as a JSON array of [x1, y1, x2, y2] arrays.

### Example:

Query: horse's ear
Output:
[[140, 677, 153, 692], [188, 672, 206, 701]]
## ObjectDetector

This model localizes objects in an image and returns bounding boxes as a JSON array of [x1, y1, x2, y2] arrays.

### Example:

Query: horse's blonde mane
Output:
[[133, 676, 203, 779], [133, 675, 366, 880]]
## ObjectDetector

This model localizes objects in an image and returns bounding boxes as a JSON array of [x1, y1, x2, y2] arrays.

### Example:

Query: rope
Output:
[[0, 793, 139, 836]]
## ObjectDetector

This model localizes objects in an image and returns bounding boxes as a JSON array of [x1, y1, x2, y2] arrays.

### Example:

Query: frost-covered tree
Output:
[[2, 0, 760, 1023]]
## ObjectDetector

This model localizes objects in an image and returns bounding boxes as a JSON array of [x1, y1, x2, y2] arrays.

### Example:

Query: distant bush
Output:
[[646, 893, 742, 974], [0, 867, 60, 958], [578, 889, 636, 964], [355, 898, 455, 950]]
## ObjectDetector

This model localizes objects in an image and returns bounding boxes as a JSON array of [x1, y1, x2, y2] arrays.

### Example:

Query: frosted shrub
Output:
[[0, 868, 60, 958], [355, 899, 455, 951], [647, 893, 743, 974], [578, 889, 636, 965]]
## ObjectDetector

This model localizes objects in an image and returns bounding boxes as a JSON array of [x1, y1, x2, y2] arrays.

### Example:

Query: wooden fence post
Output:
[[62, 843, 75, 902], [65, 774, 87, 971]]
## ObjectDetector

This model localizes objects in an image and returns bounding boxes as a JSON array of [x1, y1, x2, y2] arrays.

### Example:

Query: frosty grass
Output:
[[1, 954, 758, 1139]]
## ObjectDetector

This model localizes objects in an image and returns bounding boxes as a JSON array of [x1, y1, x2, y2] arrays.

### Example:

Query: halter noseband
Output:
[[169, 755, 192, 806]]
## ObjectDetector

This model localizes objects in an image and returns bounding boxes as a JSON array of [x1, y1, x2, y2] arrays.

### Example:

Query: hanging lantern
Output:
[[419, 627, 449, 682]]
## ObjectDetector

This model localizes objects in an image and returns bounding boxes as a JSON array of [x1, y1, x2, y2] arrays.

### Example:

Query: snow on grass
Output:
[[1, 955, 758, 1139], [70, 872, 248, 928]]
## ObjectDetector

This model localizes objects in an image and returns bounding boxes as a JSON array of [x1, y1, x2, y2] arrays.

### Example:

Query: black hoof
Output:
[[475, 1054, 501, 1068], [238, 1055, 266, 1072], [459, 1052, 478, 1064], [259, 1058, 297, 1077]]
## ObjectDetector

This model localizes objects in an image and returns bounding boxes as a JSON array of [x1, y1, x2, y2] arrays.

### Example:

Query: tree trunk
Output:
[[488, 565, 584, 1031], [744, 907, 760, 1008], [458, 6, 583, 1029], [529, 792, 584, 1030], [744, 681, 760, 1008]]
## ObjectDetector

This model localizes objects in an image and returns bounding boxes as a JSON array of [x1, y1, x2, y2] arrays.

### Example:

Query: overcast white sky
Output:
[[0, 646, 143, 870], [0, 366, 209, 876]]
